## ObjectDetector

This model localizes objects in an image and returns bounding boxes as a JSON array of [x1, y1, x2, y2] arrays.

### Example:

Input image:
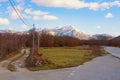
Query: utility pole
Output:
[[38, 31, 40, 49], [32, 24, 35, 55]]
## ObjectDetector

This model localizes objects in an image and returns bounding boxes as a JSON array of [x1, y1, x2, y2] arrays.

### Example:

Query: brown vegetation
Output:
[[0, 31, 119, 62], [25, 46, 51, 67], [0, 33, 24, 61], [79, 39, 120, 47]]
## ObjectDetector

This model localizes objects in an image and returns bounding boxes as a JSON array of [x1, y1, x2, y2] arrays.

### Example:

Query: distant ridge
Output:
[[0, 25, 115, 40], [111, 36, 120, 41], [92, 34, 113, 40]]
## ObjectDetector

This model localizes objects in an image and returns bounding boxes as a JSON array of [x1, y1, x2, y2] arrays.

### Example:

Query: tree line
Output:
[[79, 39, 120, 47], [0, 31, 80, 60], [25, 31, 80, 47], [0, 31, 119, 60], [0, 33, 23, 60]]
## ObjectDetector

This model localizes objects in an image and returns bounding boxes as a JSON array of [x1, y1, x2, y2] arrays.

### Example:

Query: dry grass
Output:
[[28, 46, 108, 71]]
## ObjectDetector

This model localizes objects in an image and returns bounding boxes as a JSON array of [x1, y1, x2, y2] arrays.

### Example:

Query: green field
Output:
[[28, 46, 108, 71]]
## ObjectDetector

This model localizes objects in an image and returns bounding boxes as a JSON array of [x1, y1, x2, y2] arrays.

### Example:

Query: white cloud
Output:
[[10, 11, 19, 19], [7, 4, 23, 12], [16, 0, 25, 5], [88, 3, 99, 11], [96, 25, 101, 29], [105, 13, 113, 18], [23, 14, 31, 19], [0, 0, 7, 2], [100, 2, 110, 10], [10, 10, 31, 19], [7, 5, 29, 19], [19, 24, 28, 29], [33, 16, 40, 20], [8, 6, 31, 19], [111, 1, 120, 7], [24, 8, 58, 21], [0, 18, 10, 25], [42, 15, 59, 20], [7, 27, 15, 31], [25, 8, 48, 15], [16, 5, 23, 11], [8, 3, 58, 21], [31, 0, 120, 10], [31, 0, 88, 9]]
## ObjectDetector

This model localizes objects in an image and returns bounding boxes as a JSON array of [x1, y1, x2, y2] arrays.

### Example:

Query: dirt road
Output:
[[0, 48, 30, 72]]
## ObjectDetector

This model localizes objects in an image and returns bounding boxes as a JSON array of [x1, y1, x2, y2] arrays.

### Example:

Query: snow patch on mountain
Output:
[[36, 25, 90, 40], [92, 34, 113, 40], [0, 29, 17, 33]]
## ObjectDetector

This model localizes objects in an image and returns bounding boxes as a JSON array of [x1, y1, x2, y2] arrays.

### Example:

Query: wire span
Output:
[[8, 0, 30, 27]]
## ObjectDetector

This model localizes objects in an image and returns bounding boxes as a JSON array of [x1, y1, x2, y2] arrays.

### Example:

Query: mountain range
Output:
[[92, 34, 113, 40], [111, 36, 120, 41], [0, 25, 114, 40]]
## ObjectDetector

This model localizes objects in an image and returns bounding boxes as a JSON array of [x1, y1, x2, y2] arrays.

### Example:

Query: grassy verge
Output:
[[101, 48, 110, 55], [27, 46, 108, 71]]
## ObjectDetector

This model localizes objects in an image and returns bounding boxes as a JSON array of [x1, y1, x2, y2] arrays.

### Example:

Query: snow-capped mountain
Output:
[[111, 36, 120, 41], [0, 29, 17, 33], [92, 34, 113, 40], [36, 25, 90, 40], [1, 25, 114, 40], [0, 30, 7, 33]]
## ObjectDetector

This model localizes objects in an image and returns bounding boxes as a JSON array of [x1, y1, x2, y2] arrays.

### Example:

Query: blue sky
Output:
[[0, 0, 120, 36]]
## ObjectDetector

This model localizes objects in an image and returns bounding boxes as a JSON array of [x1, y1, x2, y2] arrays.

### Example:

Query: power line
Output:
[[8, 0, 30, 27], [9, 0, 36, 63]]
